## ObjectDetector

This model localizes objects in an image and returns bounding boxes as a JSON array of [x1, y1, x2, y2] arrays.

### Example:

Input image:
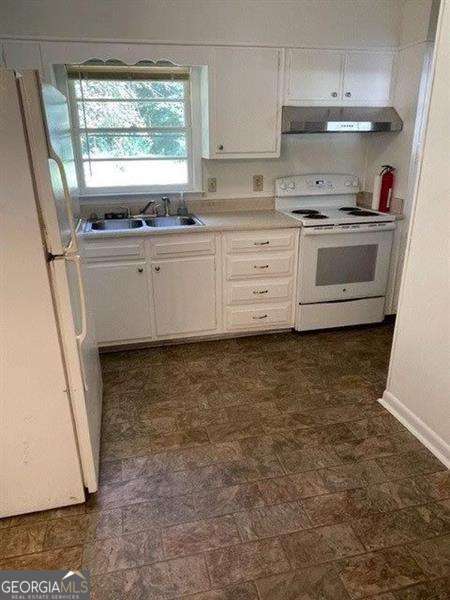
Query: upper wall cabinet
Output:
[[285, 50, 344, 102], [2, 40, 43, 72], [203, 47, 283, 159], [343, 51, 395, 104], [285, 49, 395, 106]]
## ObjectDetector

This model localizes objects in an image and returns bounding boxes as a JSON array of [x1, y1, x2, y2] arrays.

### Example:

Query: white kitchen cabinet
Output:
[[343, 52, 395, 104], [2, 40, 43, 72], [284, 48, 395, 106], [203, 46, 282, 158], [222, 229, 298, 332], [226, 303, 292, 331], [151, 256, 217, 337], [86, 261, 151, 343], [285, 49, 344, 102]]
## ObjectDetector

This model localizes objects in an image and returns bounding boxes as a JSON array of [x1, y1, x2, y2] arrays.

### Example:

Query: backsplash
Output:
[[79, 196, 275, 219]]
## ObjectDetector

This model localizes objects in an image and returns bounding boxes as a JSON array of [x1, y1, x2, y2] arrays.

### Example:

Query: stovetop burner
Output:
[[339, 207, 357, 211], [305, 213, 328, 219], [291, 209, 320, 215]]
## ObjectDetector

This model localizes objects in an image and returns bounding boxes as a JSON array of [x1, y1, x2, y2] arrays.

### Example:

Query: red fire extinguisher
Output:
[[378, 165, 395, 213]]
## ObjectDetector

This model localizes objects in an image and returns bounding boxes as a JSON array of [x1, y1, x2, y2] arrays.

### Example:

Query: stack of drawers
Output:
[[222, 228, 299, 331]]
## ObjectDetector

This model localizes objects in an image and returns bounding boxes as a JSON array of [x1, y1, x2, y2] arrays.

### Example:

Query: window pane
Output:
[[77, 100, 185, 128], [83, 159, 188, 187], [74, 79, 185, 100], [81, 132, 187, 159]]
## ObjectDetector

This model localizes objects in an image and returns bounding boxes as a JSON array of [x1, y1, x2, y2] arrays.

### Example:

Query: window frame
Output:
[[66, 67, 202, 197]]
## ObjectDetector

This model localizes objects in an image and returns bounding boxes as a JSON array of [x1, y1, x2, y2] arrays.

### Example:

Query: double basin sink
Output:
[[85, 215, 204, 233]]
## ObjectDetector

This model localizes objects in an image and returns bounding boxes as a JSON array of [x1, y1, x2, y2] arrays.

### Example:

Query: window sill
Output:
[[79, 189, 204, 202]]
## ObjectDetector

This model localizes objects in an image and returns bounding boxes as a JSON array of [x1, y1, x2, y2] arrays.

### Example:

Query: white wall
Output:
[[381, 1, 450, 466], [203, 134, 367, 198], [0, 0, 402, 48], [399, 0, 435, 46], [365, 44, 430, 209]]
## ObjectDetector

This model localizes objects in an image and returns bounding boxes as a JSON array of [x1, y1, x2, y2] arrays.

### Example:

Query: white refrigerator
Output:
[[0, 69, 102, 517]]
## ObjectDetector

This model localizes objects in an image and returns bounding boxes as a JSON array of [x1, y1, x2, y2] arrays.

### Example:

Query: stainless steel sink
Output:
[[89, 219, 144, 231], [144, 216, 203, 228]]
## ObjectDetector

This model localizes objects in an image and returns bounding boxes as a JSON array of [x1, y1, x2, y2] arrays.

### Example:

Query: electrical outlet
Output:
[[253, 174, 264, 192], [207, 177, 217, 193]]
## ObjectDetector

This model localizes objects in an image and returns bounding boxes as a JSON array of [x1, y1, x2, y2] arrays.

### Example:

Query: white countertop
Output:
[[80, 210, 301, 238]]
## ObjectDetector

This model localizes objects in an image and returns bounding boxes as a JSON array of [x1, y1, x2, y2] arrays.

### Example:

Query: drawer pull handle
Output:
[[254, 264, 269, 269], [252, 314, 268, 320], [254, 241, 270, 245], [253, 289, 268, 294]]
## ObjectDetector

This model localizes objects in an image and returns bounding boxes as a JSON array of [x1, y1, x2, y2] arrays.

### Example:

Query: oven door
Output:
[[298, 223, 395, 304]]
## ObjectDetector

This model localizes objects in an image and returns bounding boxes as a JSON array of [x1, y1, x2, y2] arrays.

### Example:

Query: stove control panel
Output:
[[276, 174, 360, 196]]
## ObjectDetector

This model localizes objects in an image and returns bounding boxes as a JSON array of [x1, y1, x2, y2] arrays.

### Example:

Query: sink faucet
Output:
[[137, 196, 171, 217], [161, 196, 171, 217], [139, 199, 157, 215]]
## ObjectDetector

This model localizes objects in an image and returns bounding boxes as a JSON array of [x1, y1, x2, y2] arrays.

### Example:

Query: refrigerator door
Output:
[[18, 70, 79, 256], [17, 69, 103, 491], [50, 245, 103, 492], [1, 68, 86, 516]]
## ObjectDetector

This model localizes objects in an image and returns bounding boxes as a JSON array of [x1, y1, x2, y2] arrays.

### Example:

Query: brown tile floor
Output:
[[1, 324, 449, 599]]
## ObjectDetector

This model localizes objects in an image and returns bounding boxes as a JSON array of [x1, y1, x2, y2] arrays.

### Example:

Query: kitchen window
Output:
[[66, 64, 200, 196]]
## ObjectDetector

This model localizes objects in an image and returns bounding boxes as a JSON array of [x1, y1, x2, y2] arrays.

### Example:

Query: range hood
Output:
[[282, 106, 403, 134]]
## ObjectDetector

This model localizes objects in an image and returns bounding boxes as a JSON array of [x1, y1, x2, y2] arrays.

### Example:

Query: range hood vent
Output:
[[282, 106, 403, 134]]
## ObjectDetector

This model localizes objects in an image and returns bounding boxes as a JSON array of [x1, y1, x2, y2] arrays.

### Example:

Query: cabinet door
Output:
[[152, 256, 216, 336], [3, 41, 43, 72], [211, 47, 281, 157], [86, 261, 151, 343], [343, 52, 394, 104], [286, 49, 343, 102]]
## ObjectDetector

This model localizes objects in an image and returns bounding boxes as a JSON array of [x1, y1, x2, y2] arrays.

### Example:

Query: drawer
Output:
[[225, 229, 296, 254], [225, 303, 293, 331], [84, 240, 144, 261], [226, 253, 294, 280], [225, 278, 293, 305], [148, 233, 215, 258]]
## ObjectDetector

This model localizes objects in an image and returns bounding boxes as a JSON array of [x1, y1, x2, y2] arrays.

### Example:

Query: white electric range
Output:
[[275, 174, 396, 331]]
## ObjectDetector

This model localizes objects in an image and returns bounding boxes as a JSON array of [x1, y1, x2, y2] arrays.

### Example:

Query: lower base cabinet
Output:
[[85, 227, 298, 346], [151, 255, 217, 337], [86, 261, 151, 343]]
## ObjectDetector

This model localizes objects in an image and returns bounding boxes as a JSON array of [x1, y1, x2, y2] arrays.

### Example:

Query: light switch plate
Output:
[[207, 177, 217, 193], [253, 174, 264, 192]]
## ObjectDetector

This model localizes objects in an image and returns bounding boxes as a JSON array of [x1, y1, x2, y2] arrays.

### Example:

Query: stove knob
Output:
[[280, 182, 287, 190], [352, 180, 359, 187], [345, 180, 351, 186], [288, 182, 296, 190]]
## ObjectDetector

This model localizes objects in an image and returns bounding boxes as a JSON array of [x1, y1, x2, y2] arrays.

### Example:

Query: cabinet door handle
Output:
[[254, 264, 269, 269], [331, 91, 338, 98], [253, 289, 269, 295], [345, 92, 352, 97], [154, 266, 160, 272], [137, 267, 144, 273], [254, 241, 269, 245], [252, 314, 268, 320]]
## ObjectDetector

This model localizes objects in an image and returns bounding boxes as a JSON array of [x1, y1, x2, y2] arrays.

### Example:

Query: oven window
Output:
[[316, 244, 378, 286]]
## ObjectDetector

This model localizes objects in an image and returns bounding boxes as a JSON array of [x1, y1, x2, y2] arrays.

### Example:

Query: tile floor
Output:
[[1, 324, 449, 599]]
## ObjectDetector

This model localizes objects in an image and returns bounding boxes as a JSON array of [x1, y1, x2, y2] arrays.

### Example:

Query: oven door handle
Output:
[[302, 223, 396, 235]]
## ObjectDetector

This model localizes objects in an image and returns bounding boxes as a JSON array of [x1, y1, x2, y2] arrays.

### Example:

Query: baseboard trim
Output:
[[379, 390, 450, 468]]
